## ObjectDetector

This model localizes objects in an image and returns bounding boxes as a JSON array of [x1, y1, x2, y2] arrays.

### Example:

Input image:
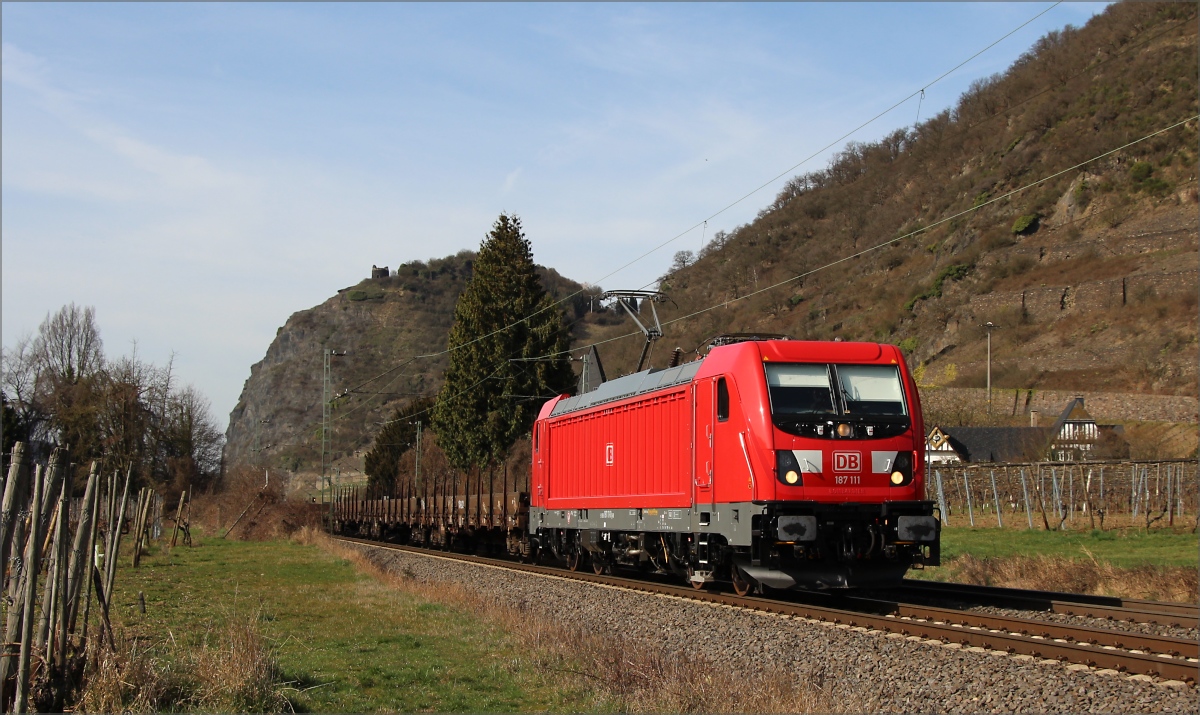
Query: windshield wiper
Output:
[[840, 387, 854, 413]]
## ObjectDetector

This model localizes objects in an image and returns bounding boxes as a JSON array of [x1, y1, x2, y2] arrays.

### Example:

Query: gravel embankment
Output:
[[352, 544, 1198, 714]]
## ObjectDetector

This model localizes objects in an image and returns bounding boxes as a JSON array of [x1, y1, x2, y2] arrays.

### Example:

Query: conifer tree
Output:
[[364, 397, 433, 496], [432, 214, 574, 473]]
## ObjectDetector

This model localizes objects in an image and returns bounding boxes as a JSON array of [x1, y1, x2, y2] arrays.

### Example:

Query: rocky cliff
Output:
[[223, 251, 595, 473]]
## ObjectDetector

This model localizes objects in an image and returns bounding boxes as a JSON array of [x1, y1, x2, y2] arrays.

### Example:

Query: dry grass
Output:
[[946, 553, 1198, 602], [190, 466, 323, 542], [296, 528, 861, 714], [74, 612, 290, 713]]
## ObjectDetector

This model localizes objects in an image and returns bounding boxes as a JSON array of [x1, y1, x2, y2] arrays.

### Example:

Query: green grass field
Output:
[[936, 525, 1199, 569], [110, 537, 593, 713], [910, 525, 1199, 600]]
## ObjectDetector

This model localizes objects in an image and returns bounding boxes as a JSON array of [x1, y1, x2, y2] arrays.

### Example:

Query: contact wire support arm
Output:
[[597, 290, 671, 372]]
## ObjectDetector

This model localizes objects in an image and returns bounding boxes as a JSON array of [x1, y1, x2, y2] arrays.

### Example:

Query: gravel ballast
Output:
[[351, 544, 1198, 714]]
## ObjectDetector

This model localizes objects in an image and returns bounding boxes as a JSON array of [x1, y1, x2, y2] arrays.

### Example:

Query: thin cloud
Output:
[[502, 166, 522, 194]]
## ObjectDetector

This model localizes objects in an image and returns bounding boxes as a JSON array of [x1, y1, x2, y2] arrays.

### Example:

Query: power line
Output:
[[518, 115, 1200, 363], [660, 116, 1200, 329], [318, 3, 1065, 396], [575, 2, 1064, 300], [327, 12, 1195, 433]]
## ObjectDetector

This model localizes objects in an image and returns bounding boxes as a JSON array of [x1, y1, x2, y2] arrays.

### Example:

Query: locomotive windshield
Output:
[[764, 364, 837, 415], [835, 365, 907, 415], [765, 363, 907, 418]]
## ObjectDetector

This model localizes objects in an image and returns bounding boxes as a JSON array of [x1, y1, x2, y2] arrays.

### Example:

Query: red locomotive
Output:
[[529, 335, 939, 592]]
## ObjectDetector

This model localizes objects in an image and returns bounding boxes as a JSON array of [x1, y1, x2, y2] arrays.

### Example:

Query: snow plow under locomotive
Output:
[[330, 336, 939, 593]]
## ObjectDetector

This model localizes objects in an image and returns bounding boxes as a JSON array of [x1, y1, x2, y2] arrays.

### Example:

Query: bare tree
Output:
[[32, 303, 104, 385], [4, 303, 224, 493]]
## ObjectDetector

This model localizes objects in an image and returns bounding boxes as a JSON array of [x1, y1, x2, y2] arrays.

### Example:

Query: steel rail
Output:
[[331, 536, 1197, 683], [836, 594, 1198, 659], [897, 580, 1199, 628]]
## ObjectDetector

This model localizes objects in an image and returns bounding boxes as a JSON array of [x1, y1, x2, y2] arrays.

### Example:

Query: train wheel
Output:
[[567, 549, 582, 572], [592, 558, 607, 576], [687, 565, 705, 590], [731, 566, 754, 597]]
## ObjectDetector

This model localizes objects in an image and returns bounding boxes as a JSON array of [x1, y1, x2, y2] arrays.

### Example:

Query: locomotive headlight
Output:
[[889, 451, 914, 486], [836, 423, 852, 438], [776, 450, 803, 486]]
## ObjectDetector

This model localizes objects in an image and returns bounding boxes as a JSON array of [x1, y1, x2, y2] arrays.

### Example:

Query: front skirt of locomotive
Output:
[[741, 500, 940, 590]]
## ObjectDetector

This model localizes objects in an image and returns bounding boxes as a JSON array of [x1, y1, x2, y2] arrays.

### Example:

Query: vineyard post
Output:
[[0, 442, 29, 581], [14, 464, 45, 714], [170, 490, 186, 548], [989, 470, 1002, 528], [934, 470, 948, 525], [106, 466, 134, 596], [64, 463, 99, 636], [963, 470, 975, 527]]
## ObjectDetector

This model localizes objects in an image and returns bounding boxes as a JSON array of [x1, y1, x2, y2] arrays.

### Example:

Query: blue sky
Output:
[[2, 2, 1109, 429]]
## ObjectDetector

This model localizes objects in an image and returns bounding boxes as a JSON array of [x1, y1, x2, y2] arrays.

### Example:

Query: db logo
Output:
[[833, 451, 861, 472]]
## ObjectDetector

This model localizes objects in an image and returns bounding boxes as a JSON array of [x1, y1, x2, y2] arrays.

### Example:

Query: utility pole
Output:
[[252, 418, 270, 465], [982, 322, 999, 413], [321, 349, 346, 505], [330, 467, 340, 521], [414, 420, 423, 491]]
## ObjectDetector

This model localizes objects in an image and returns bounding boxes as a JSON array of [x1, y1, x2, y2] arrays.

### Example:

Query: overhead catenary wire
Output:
[[570, 1, 1064, 302], [514, 115, 1200, 364], [323, 15, 1194, 453], [658, 115, 1200, 329], [318, 2, 1065, 402], [330, 107, 1197, 447]]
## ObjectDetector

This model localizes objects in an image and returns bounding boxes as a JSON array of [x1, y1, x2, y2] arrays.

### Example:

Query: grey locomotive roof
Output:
[[549, 360, 704, 417]]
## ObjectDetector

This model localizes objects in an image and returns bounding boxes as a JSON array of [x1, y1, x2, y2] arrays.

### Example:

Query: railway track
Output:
[[331, 535, 1197, 684], [895, 579, 1199, 628]]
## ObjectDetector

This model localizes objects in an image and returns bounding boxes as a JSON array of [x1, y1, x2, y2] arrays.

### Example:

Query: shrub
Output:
[[898, 337, 918, 354], [905, 263, 972, 311], [1129, 161, 1154, 183], [1010, 213, 1040, 235], [347, 285, 384, 302], [1140, 177, 1173, 196], [1072, 179, 1091, 209]]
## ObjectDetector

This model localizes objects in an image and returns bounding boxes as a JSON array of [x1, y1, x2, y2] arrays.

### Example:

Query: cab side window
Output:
[[717, 377, 730, 422]]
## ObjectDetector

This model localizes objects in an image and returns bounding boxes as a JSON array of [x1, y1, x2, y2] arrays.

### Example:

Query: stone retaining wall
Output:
[[920, 386, 1198, 424], [967, 269, 1197, 323]]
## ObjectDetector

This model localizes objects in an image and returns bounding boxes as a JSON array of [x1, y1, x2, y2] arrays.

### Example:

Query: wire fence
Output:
[[926, 459, 1198, 530]]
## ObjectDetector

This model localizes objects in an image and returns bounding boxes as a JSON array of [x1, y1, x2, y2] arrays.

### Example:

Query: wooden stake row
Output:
[[0, 442, 191, 712]]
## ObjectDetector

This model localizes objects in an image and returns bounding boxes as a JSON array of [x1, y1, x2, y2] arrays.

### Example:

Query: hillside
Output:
[[591, 1, 1198, 411], [223, 252, 604, 472]]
